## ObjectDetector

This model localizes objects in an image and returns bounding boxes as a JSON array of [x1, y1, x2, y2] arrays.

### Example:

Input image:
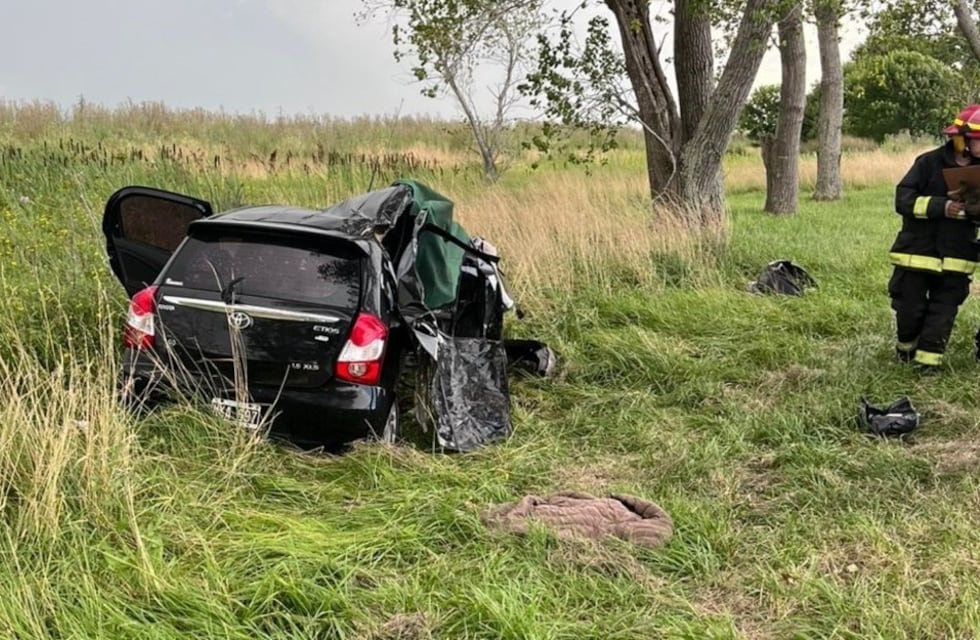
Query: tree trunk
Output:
[[676, 0, 779, 223], [673, 0, 723, 219], [954, 0, 980, 63], [605, 0, 682, 205], [760, 134, 775, 173], [441, 64, 500, 182], [607, 0, 778, 224], [813, 0, 844, 201], [764, 3, 806, 215], [674, 0, 714, 142]]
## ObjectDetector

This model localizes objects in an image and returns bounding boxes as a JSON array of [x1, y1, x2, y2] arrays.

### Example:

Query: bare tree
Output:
[[812, 0, 844, 201], [762, 3, 807, 214], [360, 0, 543, 181]]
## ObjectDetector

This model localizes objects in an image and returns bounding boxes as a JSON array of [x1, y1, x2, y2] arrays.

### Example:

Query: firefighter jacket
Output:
[[892, 143, 980, 275]]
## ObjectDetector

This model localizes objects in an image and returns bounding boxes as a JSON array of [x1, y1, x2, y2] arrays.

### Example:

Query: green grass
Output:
[[2, 108, 980, 638]]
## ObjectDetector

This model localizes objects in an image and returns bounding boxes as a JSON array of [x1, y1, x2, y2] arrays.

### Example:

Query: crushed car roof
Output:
[[195, 185, 414, 238]]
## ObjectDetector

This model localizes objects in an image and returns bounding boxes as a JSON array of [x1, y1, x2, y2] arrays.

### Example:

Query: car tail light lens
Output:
[[123, 286, 158, 350], [335, 313, 387, 385]]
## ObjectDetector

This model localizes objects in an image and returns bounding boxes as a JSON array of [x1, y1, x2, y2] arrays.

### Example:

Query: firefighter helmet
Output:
[[962, 107, 980, 139], [946, 104, 980, 137]]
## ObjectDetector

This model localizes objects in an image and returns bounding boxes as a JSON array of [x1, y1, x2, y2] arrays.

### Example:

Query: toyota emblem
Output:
[[229, 311, 253, 330]]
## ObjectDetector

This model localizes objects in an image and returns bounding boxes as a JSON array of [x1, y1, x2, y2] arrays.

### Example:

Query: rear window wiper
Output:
[[220, 276, 245, 304]]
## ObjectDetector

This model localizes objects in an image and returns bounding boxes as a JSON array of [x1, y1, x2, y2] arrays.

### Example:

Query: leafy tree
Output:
[[854, 0, 980, 99], [522, 0, 781, 224], [740, 85, 782, 143], [360, 0, 544, 182], [739, 83, 819, 143], [365, 0, 782, 224], [843, 49, 960, 141]]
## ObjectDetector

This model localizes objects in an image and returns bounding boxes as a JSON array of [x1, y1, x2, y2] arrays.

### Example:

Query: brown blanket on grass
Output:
[[483, 492, 673, 549]]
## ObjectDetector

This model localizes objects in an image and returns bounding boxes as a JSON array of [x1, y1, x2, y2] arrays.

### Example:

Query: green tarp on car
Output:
[[393, 178, 471, 311]]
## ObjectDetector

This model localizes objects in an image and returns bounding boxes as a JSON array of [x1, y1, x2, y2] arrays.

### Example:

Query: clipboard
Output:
[[943, 165, 980, 192]]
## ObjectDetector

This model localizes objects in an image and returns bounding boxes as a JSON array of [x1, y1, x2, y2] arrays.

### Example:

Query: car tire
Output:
[[380, 399, 400, 444]]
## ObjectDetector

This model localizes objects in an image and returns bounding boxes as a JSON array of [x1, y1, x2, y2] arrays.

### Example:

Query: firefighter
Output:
[[890, 104, 980, 369]]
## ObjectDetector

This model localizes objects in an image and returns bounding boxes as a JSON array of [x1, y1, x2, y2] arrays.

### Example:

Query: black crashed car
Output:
[[103, 185, 422, 447]]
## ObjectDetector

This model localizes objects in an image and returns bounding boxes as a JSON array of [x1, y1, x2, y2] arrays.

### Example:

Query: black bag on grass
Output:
[[748, 260, 816, 296], [858, 396, 919, 437], [504, 339, 558, 378]]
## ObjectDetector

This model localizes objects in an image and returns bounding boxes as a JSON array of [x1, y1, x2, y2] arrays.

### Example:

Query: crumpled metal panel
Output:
[[313, 185, 415, 237], [419, 337, 511, 453]]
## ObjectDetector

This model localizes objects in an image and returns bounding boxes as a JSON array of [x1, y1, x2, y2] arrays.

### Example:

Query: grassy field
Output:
[[2, 102, 980, 638]]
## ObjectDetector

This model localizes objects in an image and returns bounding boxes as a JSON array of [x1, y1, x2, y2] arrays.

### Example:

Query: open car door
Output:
[[102, 186, 213, 297]]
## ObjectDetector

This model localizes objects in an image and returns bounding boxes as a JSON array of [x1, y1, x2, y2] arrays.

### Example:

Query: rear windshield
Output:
[[165, 230, 362, 308]]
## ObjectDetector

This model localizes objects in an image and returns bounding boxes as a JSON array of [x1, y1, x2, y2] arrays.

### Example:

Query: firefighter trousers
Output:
[[889, 267, 971, 366]]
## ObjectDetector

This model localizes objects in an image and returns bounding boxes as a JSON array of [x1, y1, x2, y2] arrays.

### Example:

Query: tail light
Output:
[[335, 313, 387, 385], [123, 286, 158, 349]]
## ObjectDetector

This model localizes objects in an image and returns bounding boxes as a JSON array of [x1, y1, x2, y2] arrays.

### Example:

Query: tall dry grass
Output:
[[0, 325, 135, 542], [724, 147, 932, 193], [451, 172, 728, 302]]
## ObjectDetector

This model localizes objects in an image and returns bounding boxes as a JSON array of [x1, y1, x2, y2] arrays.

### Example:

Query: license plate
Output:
[[211, 397, 262, 428]]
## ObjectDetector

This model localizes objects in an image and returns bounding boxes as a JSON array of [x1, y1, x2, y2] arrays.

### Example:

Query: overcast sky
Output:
[[0, 0, 864, 120]]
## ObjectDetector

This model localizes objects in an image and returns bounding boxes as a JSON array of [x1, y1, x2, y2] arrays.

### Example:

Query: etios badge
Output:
[[229, 311, 253, 330]]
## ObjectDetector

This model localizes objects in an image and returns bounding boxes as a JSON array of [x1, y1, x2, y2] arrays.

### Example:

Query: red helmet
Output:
[[945, 104, 980, 136], [963, 107, 980, 139]]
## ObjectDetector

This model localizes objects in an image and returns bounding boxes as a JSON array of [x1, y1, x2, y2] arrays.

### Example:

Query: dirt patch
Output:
[[758, 365, 826, 393], [550, 454, 644, 493], [484, 492, 673, 550], [364, 612, 433, 640], [913, 438, 980, 475], [689, 581, 775, 640], [735, 454, 783, 516], [545, 539, 667, 591], [919, 399, 980, 434], [716, 366, 825, 413]]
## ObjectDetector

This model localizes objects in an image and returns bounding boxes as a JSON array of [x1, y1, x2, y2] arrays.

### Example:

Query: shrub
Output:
[[843, 50, 959, 142]]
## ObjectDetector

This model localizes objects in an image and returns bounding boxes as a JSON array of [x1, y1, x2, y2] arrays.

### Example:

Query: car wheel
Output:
[[380, 400, 400, 444]]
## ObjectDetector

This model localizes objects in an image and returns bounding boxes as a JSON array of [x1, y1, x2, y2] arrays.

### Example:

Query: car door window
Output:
[[119, 196, 203, 253]]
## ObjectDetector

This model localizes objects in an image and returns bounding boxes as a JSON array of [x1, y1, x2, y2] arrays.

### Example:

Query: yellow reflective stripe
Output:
[[889, 253, 943, 272], [896, 340, 917, 352], [914, 350, 942, 366], [942, 257, 979, 274], [913, 197, 931, 218]]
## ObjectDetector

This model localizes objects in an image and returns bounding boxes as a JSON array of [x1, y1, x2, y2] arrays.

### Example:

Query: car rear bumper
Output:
[[120, 348, 394, 446]]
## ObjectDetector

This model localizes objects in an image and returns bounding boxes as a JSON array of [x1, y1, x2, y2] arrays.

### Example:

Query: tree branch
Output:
[[954, 0, 980, 63]]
